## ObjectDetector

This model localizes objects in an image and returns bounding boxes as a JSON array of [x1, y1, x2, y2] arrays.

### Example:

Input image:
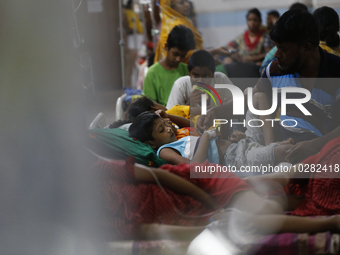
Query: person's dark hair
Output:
[[270, 9, 319, 47], [289, 2, 308, 11], [108, 96, 155, 129], [267, 10, 280, 18], [188, 50, 215, 73], [167, 25, 196, 51], [128, 96, 155, 120], [313, 6, 340, 48], [128, 112, 160, 142], [246, 8, 262, 22]]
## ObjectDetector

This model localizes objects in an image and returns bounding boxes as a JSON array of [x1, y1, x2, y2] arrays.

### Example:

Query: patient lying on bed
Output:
[[96, 137, 340, 241], [128, 112, 293, 170]]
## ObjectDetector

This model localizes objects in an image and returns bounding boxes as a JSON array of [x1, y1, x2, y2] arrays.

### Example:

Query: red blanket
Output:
[[293, 137, 340, 216], [97, 159, 250, 240]]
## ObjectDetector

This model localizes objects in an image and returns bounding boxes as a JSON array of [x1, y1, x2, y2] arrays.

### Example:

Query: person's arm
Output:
[[242, 52, 267, 63], [191, 133, 210, 164], [286, 126, 340, 164], [190, 106, 203, 116], [155, 109, 193, 127], [206, 47, 233, 57], [159, 147, 190, 165], [168, 114, 192, 127], [133, 163, 219, 209]]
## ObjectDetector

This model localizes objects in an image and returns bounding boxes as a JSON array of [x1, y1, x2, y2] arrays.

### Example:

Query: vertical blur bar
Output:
[[119, 0, 126, 89], [201, 94, 207, 115], [0, 0, 103, 254]]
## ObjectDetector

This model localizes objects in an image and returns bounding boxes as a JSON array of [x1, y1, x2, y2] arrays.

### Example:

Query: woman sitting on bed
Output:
[[222, 8, 274, 65]]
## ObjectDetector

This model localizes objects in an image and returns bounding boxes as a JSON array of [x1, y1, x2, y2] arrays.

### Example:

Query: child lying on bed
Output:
[[128, 111, 294, 168], [97, 137, 340, 241], [110, 96, 196, 140]]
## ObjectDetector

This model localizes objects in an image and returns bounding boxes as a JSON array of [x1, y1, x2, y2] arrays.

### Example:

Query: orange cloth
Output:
[[166, 105, 190, 119], [154, 0, 203, 64], [175, 127, 190, 140]]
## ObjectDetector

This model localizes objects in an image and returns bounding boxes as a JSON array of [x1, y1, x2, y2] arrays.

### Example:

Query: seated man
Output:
[[200, 9, 340, 164], [260, 2, 308, 73], [143, 25, 196, 106], [166, 50, 233, 116]]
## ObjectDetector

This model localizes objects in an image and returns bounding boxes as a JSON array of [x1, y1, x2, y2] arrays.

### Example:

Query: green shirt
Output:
[[143, 62, 188, 106]]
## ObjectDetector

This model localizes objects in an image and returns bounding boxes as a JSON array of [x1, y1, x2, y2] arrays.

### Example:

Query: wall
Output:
[[194, 0, 340, 48]]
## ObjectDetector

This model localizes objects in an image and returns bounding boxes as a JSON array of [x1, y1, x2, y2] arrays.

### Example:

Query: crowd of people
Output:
[[92, 0, 340, 247]]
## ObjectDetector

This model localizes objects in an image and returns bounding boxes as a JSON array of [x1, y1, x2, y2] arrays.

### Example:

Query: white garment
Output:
[[166, 72, 233, 109]]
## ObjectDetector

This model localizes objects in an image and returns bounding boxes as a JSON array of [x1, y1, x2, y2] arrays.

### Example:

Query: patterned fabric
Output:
[[175, 127, 190, 140], [154, 0, 203, 64], [97, 158, 250, 240], [228, 29, 273, 58], [293, 137, 340, 216]]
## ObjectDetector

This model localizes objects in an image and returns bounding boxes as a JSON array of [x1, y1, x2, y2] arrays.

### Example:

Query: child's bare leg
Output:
[[252, 92, 276, 145]]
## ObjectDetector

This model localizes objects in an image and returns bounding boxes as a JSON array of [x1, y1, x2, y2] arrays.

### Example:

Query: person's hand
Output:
[[155, 109, 168, 119], [212, 46, 233, 57], [229, 131, 246, 143], [204, 128, 218, 140], [202, 107, 219, 130], [277, 138, 295, 146], [241, 54, 251, 63], [285, 140, 320, 164], [195, 115, 206, 136], [190, 88, 205, 106], [162, 117, 173, 127]]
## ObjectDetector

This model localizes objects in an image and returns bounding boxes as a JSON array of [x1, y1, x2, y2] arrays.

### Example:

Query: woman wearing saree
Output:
[[154, 0, 231, 64], [225, 8, 274, 65]]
